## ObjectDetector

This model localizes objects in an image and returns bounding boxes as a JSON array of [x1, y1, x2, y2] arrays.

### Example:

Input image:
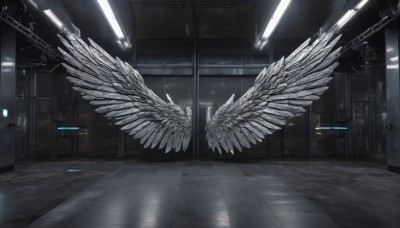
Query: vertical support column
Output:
[[344, 68, 352, 157], [385, 19, 400, 173], [368, 72, 376, 157], [51, 74, 59, 157], [118, 128, 125, 158], [88, 108, 94, 157], [309, 106, 315, 158], [192, 9, 199, 159], [27, 69, 37, 158], [0, 25, 16, 172]]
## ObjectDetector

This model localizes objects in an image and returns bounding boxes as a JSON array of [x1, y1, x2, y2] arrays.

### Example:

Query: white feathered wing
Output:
[[206, 31, 341, 154], [58, 33, 192, 152]]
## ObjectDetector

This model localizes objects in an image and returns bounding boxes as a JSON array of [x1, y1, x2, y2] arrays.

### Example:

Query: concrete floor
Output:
[[0, 160, 399, 228]]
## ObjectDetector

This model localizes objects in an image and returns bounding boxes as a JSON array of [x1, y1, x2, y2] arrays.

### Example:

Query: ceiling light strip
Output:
[[335, 9, 357, 29], [96, 0, 125, 39], [334, 0, 370, 29], [355, 0, 370, 10], [262, 0, 292, 39], [43, 9, 65, 29]]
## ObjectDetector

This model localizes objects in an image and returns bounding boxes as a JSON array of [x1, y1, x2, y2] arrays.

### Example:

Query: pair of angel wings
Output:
[[59, 30, 340, 154]]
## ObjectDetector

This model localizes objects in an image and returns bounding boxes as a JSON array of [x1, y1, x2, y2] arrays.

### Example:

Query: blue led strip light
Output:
[[57, 127, 80, 131], [316, 127, 348, 130]]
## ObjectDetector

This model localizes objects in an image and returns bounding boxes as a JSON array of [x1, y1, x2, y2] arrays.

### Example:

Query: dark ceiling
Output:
[[57, 0, 337, 41], [4, 0, 387, 58]]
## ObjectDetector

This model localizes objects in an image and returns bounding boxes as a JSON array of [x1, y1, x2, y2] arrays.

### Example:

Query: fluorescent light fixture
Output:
[[2, 109, 8, 118], [262, 0, 292, 39], [27, 0, 38, 9], [1, 62, 14, 67], [43, 9, 64, 29], [96, 0, 125, 39], [333, 0, 370, 30], [390, 56, 398, 62], [355, 0, 369, 10], [116, 40, 125, 50], [259, 40, 268, 50], [254, 39, 263, 48], [116, 39, 131, 50], [387, 64, 399, 69], [123, 40, 131, 48], [254, 38, 268, 50], [335, 9, 356, 29]]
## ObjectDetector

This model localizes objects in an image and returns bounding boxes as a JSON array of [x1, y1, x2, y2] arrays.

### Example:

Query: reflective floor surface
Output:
[[0, 160, 400, 228]]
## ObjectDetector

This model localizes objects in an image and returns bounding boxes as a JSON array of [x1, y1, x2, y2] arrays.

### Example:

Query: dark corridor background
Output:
[[14, 56, 387, 160], [8, 0, 389, 161]]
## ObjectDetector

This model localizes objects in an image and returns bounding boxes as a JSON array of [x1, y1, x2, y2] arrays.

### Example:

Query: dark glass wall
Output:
[[350, 67, 386, 160], [351, 73, 370, 155], [14, 69, 30, 160], [56, 74, 90, 157], [35, 73, 53, 157], [312, 73, 347, 157], [12, 38, 385, 161], [93, 114, 119, 157], [22, 68, 388, 159], [284, 113, 309, 157], [23, 64, 387, 160]]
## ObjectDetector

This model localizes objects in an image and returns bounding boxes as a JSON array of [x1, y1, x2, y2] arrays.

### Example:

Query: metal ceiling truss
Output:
[[341, 2, 400, 54], [0, 7, 60, 59]]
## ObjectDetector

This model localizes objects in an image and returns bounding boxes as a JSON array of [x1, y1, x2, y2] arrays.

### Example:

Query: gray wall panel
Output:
[[0, 25, 16, 170], [385, 21, 400, 170]]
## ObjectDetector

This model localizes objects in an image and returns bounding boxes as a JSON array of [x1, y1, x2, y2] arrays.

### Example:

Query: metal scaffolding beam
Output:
[[342, 6, 400, 54], [0, 9, 60, 59]]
